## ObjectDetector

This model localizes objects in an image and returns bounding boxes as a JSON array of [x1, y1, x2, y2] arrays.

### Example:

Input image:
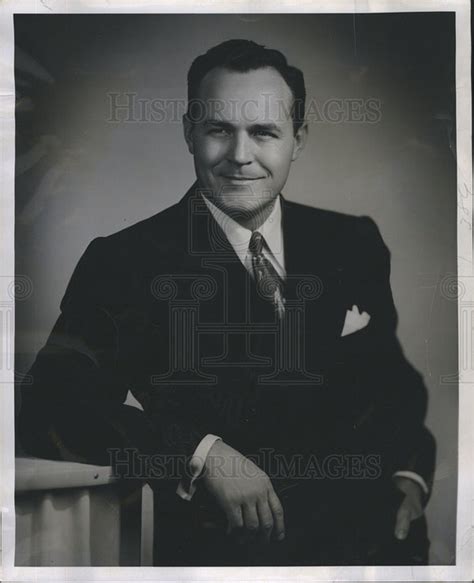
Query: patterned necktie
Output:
[[248, 231, 285, 319]]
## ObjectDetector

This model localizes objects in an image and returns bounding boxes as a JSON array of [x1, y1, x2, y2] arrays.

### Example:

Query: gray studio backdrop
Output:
[[15, 13, 457, 564]]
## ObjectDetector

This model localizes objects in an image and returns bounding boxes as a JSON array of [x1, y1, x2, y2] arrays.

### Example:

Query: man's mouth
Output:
[[221, 175, 264, 183]]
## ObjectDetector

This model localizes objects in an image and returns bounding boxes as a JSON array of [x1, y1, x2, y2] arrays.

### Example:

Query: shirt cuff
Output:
[[176, 434, 222, 501], [393, 470, 429, 496]]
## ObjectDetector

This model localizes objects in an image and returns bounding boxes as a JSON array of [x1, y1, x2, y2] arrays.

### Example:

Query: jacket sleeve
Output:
[[16, 236, 208, 488], [340, 216, 436, 501]]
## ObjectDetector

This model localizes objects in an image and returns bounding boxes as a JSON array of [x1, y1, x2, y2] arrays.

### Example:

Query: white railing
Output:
[[15, 457, 154, 566]]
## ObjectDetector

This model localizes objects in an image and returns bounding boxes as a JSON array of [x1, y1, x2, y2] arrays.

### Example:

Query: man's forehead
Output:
[[195, 66, 294, 125]]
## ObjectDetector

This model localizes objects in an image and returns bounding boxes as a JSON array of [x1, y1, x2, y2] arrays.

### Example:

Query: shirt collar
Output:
[[202, 194, 284, 269]]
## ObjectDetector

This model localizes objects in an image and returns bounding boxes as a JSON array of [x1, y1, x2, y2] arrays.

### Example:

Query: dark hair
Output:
[[187, 39, 306, 134]]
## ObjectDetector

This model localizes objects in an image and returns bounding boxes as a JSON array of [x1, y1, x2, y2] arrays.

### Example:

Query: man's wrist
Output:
[[190, 434, 222, 478], [392, 471, 429, 496], [393, 473, 427, 509], [176, 434, 222, 501]]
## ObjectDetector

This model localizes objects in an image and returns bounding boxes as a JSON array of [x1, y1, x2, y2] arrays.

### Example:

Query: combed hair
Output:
[[187, 39, 306, 133]]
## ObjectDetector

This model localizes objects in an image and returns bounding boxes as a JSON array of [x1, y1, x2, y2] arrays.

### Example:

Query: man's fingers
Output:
[[242, 503, 260, 541], [268, 489, 285, 541], [395, 502, 412, 540], [257, 499, 274, 543], [225, 504, 244, 536]]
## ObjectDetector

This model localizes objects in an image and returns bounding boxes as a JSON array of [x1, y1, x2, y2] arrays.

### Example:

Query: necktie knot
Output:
[[249, 231, 264, 257]]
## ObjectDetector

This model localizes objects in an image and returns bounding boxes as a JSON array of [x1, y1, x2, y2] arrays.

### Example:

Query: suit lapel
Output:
[[281, 195, 347, 343]]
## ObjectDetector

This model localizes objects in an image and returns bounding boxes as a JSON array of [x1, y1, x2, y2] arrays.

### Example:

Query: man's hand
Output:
[[393, 476, 424, 540], [201, 439, 285, 544]]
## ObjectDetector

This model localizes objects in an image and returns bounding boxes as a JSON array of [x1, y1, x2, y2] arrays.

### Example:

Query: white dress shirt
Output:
[[176, 194, 428, 501], [204, 193, 286, 278]]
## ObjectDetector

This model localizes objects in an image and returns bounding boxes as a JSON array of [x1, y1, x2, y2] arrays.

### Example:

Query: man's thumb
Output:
[[395, 504, 411, 540]]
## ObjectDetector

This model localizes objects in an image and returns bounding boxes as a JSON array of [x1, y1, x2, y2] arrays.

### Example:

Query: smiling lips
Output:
[[222, 175, 264, 181]]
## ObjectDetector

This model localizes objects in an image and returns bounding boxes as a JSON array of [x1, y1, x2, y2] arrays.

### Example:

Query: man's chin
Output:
[[215, 188, 276, 210], [219, 200, 278, 231]]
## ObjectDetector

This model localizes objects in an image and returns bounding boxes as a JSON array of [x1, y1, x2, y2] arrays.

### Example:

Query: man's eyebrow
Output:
[[251, 123, 282, 134], [203, 119, 235, 128], [203, 119, 283, 134]]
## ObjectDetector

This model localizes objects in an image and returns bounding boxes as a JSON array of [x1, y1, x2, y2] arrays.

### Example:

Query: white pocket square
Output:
[[341, 305, 371, 337]]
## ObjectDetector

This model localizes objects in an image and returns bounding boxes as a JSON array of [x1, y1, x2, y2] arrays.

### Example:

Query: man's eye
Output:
[[209, 127, 231, 136], [254, 130, 277, 138]]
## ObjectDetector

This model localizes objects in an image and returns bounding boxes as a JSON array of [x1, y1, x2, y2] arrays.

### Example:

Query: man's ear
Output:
[[183, 113, 195, 155], [291, 122, 308, 161]]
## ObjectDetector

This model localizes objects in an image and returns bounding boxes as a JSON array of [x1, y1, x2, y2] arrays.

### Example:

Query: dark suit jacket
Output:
[[17, 182, 435, 545]]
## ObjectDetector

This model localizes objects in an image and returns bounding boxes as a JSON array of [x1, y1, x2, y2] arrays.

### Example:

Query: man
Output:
[[17, 39, 435, 566]]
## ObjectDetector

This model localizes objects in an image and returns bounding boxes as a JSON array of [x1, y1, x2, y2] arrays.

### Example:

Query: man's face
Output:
[[183, 66, 307, 222]]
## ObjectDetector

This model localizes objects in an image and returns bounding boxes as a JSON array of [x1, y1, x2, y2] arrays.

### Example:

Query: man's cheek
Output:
[[201, 151, 225, 171]]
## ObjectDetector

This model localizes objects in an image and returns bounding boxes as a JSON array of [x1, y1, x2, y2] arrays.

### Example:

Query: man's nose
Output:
[[226, 132, 253, 166]]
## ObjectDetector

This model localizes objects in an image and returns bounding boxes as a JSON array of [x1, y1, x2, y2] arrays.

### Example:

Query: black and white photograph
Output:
[[1, 2, 472, 581]]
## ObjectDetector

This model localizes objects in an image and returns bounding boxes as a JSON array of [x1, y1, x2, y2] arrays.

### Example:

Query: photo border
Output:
[[1, 1, 471, 581]]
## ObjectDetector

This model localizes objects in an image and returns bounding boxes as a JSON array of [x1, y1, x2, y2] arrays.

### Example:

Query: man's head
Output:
[[183, 39, 308, 227]]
